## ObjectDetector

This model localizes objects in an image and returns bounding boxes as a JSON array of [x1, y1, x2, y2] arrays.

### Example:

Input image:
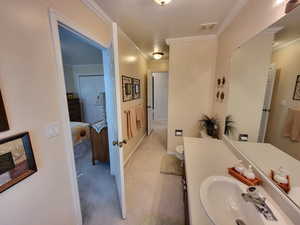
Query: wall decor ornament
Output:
[[0, 91, 9, 132], [0, 132, 37, 193], [217, 78, 221, 87], [293, 75, 300, 100], [132, 78, 141, 99], [122, 75, 133, 102], [220, 92, 225, 101], [222, 77, 226, 86]]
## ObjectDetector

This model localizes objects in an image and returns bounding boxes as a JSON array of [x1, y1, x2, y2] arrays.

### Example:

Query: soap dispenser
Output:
[[274, 167, 289, 184], [234, 160, 245, 174], [243, 165, 256, 180]]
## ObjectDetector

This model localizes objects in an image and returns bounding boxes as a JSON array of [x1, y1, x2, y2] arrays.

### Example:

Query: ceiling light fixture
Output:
[[152, 52, 164, 60], [153, 0, 172, 6]]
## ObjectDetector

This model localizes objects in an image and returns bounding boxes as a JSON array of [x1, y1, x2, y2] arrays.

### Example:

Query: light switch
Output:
[[46, 122, 60, 139]]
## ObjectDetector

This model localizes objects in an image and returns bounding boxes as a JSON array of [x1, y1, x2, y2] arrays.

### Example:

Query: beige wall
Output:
[[167, 37, 217, 152], [213, 0, 286, 132], [0, 1, 112, 225], [266, 40, 300, 160], [227, 32, 274, 142], [117, 29, 148, 163], [148, 59, 169, 72]]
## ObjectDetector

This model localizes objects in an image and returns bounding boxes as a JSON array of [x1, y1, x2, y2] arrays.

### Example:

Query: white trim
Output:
[[166, 35, 217, 45], [81, 0, 113, 24], [273, 37, 300, 52], [124, 133, 147, 166], [216, 0, 248, 36], [112, 23, 127, 219], [118, 28, 148, 59], [48, 9, 83, 225], [264, 26, 284, 34]]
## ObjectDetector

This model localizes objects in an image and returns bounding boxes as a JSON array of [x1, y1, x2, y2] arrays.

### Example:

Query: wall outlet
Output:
[[175, 129, 183, 136], [239, 134, 248, 142]]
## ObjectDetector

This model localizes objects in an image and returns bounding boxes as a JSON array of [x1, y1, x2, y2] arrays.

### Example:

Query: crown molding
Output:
[[81, 0, 113, 25], [264, 26, 284, 34], [166, 35, 217, 45], [273, 37, 300, 52], [81, 0, 148, 60], [118, 29, 148, 60], [217, 0, 248, 36]]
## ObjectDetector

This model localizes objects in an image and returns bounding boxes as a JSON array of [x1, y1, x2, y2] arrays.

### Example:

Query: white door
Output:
[[153, 72, 168, 121], [147, 71, 154, 135], [258, 65, 276, 142], [79, 75, 105, 124], [103, 23, 126, 219]]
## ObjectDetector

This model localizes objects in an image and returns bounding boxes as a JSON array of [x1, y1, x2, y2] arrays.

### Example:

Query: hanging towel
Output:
[[283, 107, 300, 142], [125, 109, 137, 140], [135, 105, 144, 129]]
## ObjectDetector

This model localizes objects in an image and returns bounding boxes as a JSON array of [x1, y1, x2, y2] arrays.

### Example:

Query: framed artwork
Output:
[[0, 91, 9, 132], [293, 75, 300, 100], [132, 78, 141, 99], [122, 76, 133, 102], [0, 132, 37, 193]]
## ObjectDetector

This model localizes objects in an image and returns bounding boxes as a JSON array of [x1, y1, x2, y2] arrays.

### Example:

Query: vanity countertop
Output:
[[183, 137, 239, 225]]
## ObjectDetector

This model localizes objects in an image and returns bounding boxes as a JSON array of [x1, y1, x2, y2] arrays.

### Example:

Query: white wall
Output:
[[153, 72, 168, 121], [167, 37, 217, 152], [0, 1, 112, 225], [212, 0, 286, 134], [227, 32, 274, 142]]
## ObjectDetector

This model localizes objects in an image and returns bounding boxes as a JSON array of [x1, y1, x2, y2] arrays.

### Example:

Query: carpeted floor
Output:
[[75, 120, 184, 225]]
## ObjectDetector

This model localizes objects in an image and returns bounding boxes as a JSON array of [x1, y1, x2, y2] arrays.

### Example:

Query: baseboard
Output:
[[124, 132, 146, 166]]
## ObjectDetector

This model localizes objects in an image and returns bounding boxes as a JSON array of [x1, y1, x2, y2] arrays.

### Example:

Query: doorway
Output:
[[258, 64, 277, 142], [50, 11, 126, 224], [147, 71, 169, 147]]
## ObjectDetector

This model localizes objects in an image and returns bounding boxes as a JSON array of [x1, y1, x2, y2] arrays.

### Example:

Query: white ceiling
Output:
[[59, 26, 103, 65], [95, 0, 246, 58]]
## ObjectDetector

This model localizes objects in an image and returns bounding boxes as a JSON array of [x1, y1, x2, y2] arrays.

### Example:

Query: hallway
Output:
[[86, 122, 184, 225]]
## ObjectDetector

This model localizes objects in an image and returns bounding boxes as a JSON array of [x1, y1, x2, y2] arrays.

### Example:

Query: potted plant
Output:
[[224, 115, 235, 136], [200, 115, 219, 139]]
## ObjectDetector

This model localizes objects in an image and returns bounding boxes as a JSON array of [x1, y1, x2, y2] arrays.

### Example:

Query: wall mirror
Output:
[[226, 6, 300, 208]]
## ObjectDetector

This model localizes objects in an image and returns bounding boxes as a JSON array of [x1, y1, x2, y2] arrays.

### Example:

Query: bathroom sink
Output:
[[200, 176, 288, 225]]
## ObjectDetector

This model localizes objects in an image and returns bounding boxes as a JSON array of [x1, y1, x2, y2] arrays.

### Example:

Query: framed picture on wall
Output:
[[0, 91, 9, 132], [0, 132, 37, 193], [122, 76, 133, 102], [132, 78, 141, 99], [293, 75, 300, 100]]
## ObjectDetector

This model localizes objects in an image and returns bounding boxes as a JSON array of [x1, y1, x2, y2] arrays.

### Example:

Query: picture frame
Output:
[[0, 132, 37, 193], [132, 78, 141, 99], [122, 76, 133, 102], [293, 75, 300, 100], [0, 91, 9, 132]]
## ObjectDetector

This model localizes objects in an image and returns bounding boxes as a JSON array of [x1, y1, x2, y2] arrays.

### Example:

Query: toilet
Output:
[[175, 145, 184, 161]]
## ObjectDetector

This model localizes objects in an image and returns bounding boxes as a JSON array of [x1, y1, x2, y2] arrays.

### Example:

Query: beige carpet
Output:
[[160, 154, 183, 176]]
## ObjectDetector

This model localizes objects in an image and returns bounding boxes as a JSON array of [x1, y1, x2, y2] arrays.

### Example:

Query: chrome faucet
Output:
[[241, 187, 277, 221]]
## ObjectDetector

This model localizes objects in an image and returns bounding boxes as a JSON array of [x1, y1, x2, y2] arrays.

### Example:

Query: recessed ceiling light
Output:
[[152, 52, 164, 60], [153, 0, 172, 6]]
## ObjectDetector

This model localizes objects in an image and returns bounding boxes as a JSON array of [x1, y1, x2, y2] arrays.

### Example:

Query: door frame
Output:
[[49, 9, 123, 224]]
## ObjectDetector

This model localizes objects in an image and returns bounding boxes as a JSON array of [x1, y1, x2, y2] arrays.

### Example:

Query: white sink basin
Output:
[[200, 176, 289, 225]]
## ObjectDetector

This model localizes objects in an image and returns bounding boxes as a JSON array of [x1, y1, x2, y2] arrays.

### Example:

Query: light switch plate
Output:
[[46, 122, 60, 139]]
